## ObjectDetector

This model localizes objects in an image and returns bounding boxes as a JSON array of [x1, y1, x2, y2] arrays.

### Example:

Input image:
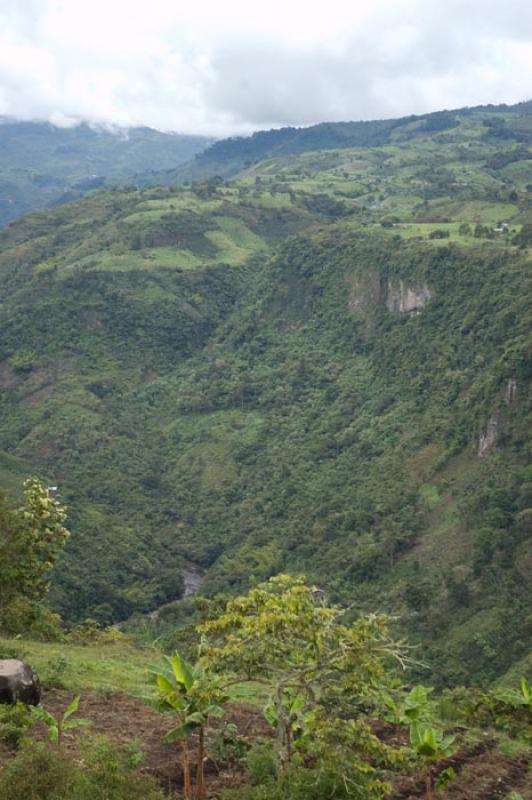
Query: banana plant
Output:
[[520, 677, 532, 708], [493, 676, 532, 711], [384, 684, 435, 725], [153, 650, 228, 800], [30, 695, 92, 747], [409, 722, 455, 800]]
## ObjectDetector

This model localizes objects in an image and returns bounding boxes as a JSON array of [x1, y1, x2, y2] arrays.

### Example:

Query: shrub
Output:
[[0, 742, 75, 800], [245, 740, 277, 784], [0, 597, 64, 641], [0, 703, 32, 749], [41, 655, 70, 689], [0, 738, 166, 800], [74, 735, 164, 800]]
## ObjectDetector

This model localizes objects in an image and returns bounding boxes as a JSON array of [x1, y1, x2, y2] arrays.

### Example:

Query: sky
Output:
[[0, 0, 531, 136]]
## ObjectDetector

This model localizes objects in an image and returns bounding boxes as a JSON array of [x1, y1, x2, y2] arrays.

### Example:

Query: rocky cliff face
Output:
[[477, 378, 518, 458], [385, 280, 432, 314], [346, 272, 432, 319], [478, 413, 500, 458]]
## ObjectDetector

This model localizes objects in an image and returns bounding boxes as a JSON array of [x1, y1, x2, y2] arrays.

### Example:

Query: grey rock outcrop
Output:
[[386, 280, 432, 314], [505, 378, 517, 405], [478, 378, 518, 458], [478, 414, 499, 458], [0, 659, 41, 705]]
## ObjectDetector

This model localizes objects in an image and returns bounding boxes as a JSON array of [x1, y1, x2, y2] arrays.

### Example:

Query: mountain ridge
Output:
[[0, 120, 214, 226], [136, 99, 532, 186]]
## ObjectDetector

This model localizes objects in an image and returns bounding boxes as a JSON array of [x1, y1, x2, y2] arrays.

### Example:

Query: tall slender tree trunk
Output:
[[196, 724, 206, 800], [425, 771, 434, 800], [183, 740, 192, 800], [275, 687, 291, 773]]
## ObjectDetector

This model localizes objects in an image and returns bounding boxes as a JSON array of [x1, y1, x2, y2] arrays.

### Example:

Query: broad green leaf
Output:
[[406, 685, 432, 707], [423, 728, 437, 749], [170, 651, 194, 691], [435, 766, 456, 788], [165, 722, 198, 742], [62, 695, 80, 721], [156, 674, 176, 695], [440, 734, 456, 752], [157, 695, 185, 712], [206, 705, 226, 718], [64, 719, 92, 730], [409, 722, 423, 749], [30, 706, 57, 729], [264, 701, 278, 727], [290, 693, 305, 714], [186, 711, 205, 724]]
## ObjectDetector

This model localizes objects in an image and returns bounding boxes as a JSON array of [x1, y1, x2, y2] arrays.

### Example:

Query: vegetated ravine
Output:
[[0, 100, 530, 686]]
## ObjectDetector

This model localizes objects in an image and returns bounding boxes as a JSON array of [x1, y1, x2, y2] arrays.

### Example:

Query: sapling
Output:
[[153, 650, 227, 800], [387, 684, 457, 799], [409, 723, 455, 800], [30, 694, 92, 747]]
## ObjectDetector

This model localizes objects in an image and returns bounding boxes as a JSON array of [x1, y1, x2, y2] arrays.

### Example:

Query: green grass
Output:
[[0, 634, 268, 707], [205, 230, 257, 264], [0, 451, 36, 497], [215, 217, 267, 251], [419, 484, 440, 509], [0, 635, 163, 696], [496, 733, 532, 759]]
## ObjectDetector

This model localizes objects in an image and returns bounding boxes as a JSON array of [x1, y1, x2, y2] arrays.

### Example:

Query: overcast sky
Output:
[[1, 0, 531, 136]]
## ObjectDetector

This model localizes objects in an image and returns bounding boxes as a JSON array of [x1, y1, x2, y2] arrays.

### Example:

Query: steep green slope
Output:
[[170, 230, 530, 686], [0, 106, 530, 685], [0, 120, 213, 226]]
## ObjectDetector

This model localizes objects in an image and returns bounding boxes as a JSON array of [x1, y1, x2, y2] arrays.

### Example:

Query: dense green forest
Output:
[[0, 102, 531, 690], [0, 120, 213, 226]]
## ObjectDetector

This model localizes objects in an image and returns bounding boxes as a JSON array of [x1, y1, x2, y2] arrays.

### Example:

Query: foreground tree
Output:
[[0, 479, 69, 632], [198, 575, 407, 794]]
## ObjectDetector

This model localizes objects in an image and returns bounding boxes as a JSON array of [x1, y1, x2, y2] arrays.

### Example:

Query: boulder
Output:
[[0, 659, 41, 705]]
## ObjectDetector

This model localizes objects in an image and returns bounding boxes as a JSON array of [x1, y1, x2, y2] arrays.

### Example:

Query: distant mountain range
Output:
[[137, 99, 532, 186], [0, 120, 214, 226], [3, 101, 532, 228]]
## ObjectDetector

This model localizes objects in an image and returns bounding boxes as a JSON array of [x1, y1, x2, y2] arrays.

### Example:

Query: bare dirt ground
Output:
[[22, 689, 271, 795], [1, 689, 530, 798], [391, 741, 531, 799]]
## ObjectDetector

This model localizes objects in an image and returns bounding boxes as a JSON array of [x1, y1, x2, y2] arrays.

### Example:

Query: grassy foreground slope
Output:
[[0, 104, 530, 685]]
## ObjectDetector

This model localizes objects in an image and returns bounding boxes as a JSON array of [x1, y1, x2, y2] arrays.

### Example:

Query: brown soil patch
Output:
[[3, 689, 270, 795], [391, 739, 531, 799], [1, 693, 529, 799]]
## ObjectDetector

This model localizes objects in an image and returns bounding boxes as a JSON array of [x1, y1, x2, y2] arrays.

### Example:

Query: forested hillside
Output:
[[0, 120, 213, 226], [0, 103, 531, 686], [140, 99, 532, 185]]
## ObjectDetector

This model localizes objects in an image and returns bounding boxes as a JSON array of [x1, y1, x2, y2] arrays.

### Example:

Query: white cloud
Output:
[[0, 0, 531, 135]]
